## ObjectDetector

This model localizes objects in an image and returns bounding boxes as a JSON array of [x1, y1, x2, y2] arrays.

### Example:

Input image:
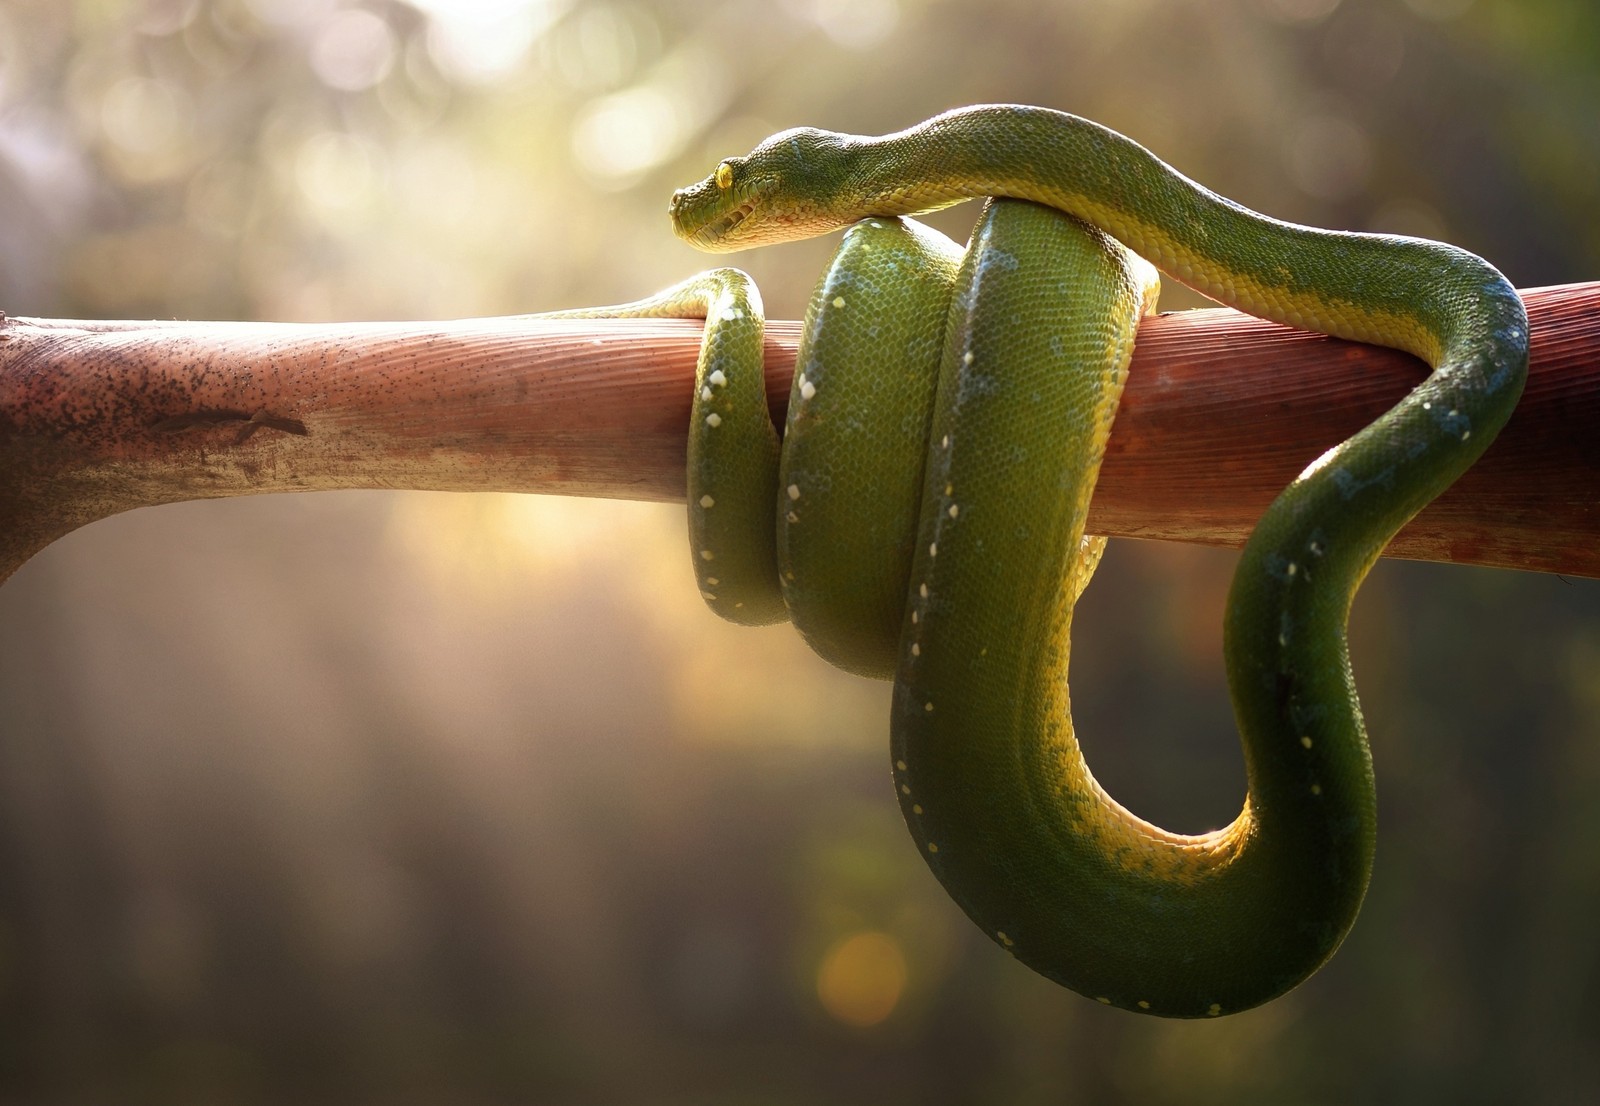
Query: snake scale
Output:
[[546, 105, 1528, 1017]]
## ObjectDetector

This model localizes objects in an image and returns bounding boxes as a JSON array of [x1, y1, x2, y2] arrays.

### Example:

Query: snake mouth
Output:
[[715, 202, 753, 236], [687, 199, 756, 250]]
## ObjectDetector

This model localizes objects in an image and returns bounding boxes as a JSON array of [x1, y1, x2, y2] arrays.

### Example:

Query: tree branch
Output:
[[1, 283, 1595, 584]]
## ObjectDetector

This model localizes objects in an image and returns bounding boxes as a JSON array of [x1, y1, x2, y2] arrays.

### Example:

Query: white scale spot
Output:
[[911, 643, 921, 656], [895, 759, 907, 771], [1207, 1003, 1222, 1017], [1462, 430, 1471, 440], [787, 484, 801, 500], [947, 504, 960, 519], [963, 351, 974, 365], [701, 386, 713, 401], [832, 296, 846, 308], [919, 583, 929, 598], [929, 542, 938, 557], [1311, 783, 1323, 795], [721, 307, 743, 321], [941, 435, 950, 449], [1278, 632, 1289, 646], [705, 412, 722, 428], [706, 577, 719, 586], [926, 842, 939, 854], [900, 783, 911, 795], [786, 511, 799, 523], [869, 220, 883, 228], [1097, 997, 1112, 1006], [911, 803, 923, 814], [699, 495, 715, 508], [1423, 402, 1432, 410], [700, 549, 715, 561], [1137, 1000, 1151, 1010], [1287, 562, 1298, 576], [709, 369, 727, 387], [1300, 736, 1313, 748], [800, 380, 817, 400], [924, 701, 934, 713], [997, 932, 1015, 947], [911, 611, 919, 624]]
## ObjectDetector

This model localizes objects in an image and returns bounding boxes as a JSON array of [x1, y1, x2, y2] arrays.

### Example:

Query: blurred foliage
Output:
[[1, 0, 1599, 1102]]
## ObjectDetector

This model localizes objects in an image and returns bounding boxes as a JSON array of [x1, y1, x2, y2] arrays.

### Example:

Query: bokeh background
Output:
[[2, 0, 1598, 1102]]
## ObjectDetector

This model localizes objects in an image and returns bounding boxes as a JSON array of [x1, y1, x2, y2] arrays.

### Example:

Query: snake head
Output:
[[669, 127, 862, 252]]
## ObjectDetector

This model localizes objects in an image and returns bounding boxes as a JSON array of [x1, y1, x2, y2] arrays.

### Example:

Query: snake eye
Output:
[[715, 161, 734, 190]]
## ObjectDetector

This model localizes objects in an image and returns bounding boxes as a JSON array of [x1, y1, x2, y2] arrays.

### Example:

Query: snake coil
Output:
[[548, 105, 1528, 1017]]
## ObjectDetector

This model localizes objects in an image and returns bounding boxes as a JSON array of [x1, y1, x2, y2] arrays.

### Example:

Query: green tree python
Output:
[[546, 105, 1528, 1017]]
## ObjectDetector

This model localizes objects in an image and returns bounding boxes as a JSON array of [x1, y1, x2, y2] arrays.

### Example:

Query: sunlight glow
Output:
[[99, 75, 194, 178], [816, 930, 908, 1028], [570, 42, 729, 189], [309, 9, 397, 91], [294, 130, 383, 223], [386, 494, 885, 750], [571, 84, 684, 187], [792, 0, 901, 47], [410, 0, 567, 82]]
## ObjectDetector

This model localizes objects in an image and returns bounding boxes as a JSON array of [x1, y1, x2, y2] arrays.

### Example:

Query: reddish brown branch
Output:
[[0, 284, 1595, 584]]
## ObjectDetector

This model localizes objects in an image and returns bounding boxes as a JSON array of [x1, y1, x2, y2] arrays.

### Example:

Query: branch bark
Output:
[[1, 283, 1595, 585]]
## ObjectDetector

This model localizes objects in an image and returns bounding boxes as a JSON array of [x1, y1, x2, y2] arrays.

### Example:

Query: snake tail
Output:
[[538, 269, 785, 625]]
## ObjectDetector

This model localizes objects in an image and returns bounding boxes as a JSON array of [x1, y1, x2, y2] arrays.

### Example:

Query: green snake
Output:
[[551, 105, 1528, 1017]]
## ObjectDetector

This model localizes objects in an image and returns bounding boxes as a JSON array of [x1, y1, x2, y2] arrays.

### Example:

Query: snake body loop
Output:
[[568, 105, 1528, 1016]]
